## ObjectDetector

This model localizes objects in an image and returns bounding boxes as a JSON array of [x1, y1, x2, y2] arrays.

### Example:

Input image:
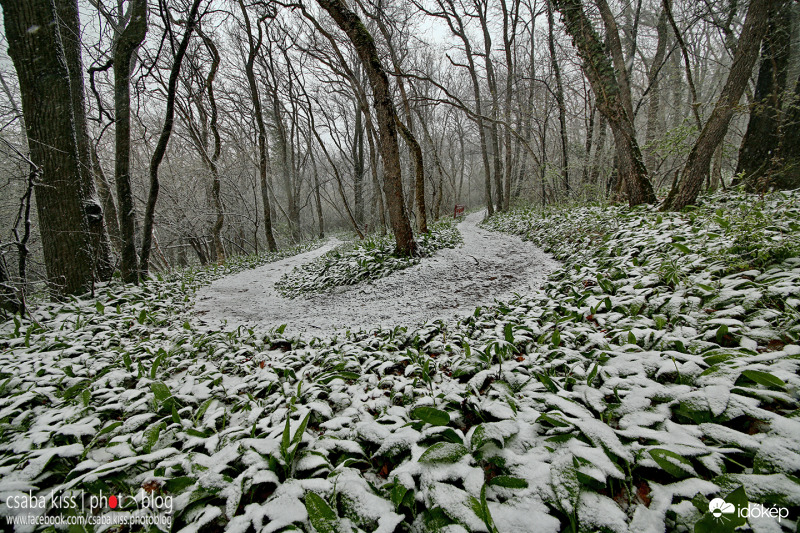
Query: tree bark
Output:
[[316, 0, 417, 255], [91, 144, 122, 252], [199, 31, 225, 262], [353, 93, 365, 226], [56, 0, 114, 281], [475, 0, 505, 212], [239, 0, 277, 252], [645, 9, 668, 174], [395, 116, 428, 233], [112, 0, 147, 283], [553, 0, 655, 206], [547, 0, 570, 196], [2, 0, 96, 296], [663, 0, 771, 210], [140, 0, 203, 275], [734, 0, 791, 188]]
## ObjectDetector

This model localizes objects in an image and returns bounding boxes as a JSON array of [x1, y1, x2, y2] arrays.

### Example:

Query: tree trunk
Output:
[[2, 0, 96, 296], [140, 0, 203, 275], [396, 116, 428, 233], [645, 9, 668, 174], [91, 144, 122, 253], [475, 0, 505, 212], [199, 31, 225, 262], [112, 0, 147, 283], [734, 0, 791, 189], [239, 0, 277, 252], [553, 0, 655, 206], [759, 70, 800, 190], [500, 0, 518, 210], [663, 0, 703, 130], [56, 0, 114, 281], [310, 146, 325, 239], [663, 0, 770, 210], [353, 94, 365, 226], [316, 0, 416, 254], [0, 249, 22, 315], [547, 0, 570, 196]]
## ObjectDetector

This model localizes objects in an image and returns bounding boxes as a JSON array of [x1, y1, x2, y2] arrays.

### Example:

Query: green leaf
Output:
[[411, 406, 450, 426], [164, 477, 196, 493], [740, 370, 786, 389], [704, 353, 737, 365], [504, 323, 514, 344], [419, 442, 469, 463], [195, 398, 214, 422], [275, 324, 287, 335], [95, 301, 105, 315], [137, 309, 147, 324], [122, 352, 132, 372], [81, 389, 91, 407], [143, 421, 165, 453], [535, 372, 558, 394], [716, 324, 729, 344], [552, 329, 561, 348], [318, 371, 360, 384], [281, 414, 292, 455], [648, 448, 695, 478], [586, 363, 598, 387], [304, 492, 339, 533], [150, 350, 166, 380], [292, 412, 312, 447], [171, 404, 181, 424], [536, 413, 570, 428], [479, 484, 498, 533], [670, 242, 692, 254], [97, 421, 122, 437], [439, 428, 464, 444], [150, 381, 172, 403], [471, 424, 504, 451], [63, 380, 88, 400], [488, 476, 528, 489], [390, 483, 408, 508]]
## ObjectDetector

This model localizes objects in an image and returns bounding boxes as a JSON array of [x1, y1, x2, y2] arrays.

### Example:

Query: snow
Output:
[[194, 211, 559, 336]]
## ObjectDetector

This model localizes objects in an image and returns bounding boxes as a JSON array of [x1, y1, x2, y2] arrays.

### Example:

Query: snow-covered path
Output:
[[194, 211, 559, 336]]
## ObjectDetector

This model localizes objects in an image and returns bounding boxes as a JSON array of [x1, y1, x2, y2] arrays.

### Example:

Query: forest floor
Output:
[[1, 192, 798, 533], [194, 211, 559, 336]]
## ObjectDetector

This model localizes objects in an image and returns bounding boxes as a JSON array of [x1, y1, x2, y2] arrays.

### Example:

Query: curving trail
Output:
[[193, 211, 559, 336]]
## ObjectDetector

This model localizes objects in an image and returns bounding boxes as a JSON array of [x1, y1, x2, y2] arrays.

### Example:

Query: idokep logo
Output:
[[709, 497, 735, 519], [696, 487, 791, 533]]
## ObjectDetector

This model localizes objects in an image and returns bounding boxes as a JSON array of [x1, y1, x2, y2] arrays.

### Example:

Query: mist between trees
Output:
[[0, 0, 798, 309]]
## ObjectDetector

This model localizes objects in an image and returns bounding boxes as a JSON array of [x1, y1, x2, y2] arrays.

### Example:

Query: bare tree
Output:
[[552, 0, 656, 206], [1, 0, 97, 295], [316, 0, 417, 254], [663, 0, 771, 210], [112, 0, 147, 283], [140, 0, 205, 275]]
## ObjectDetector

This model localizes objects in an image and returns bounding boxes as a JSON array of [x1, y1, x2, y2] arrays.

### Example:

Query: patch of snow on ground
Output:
[[193, 211, 559, 336]]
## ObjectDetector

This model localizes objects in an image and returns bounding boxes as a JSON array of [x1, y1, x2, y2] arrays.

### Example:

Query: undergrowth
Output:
[[0, 192, 798, 532], [275, 220, 463, 298]]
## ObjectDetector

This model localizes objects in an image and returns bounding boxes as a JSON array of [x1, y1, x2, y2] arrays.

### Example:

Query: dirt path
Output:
[[194, 211, 558, 336]]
